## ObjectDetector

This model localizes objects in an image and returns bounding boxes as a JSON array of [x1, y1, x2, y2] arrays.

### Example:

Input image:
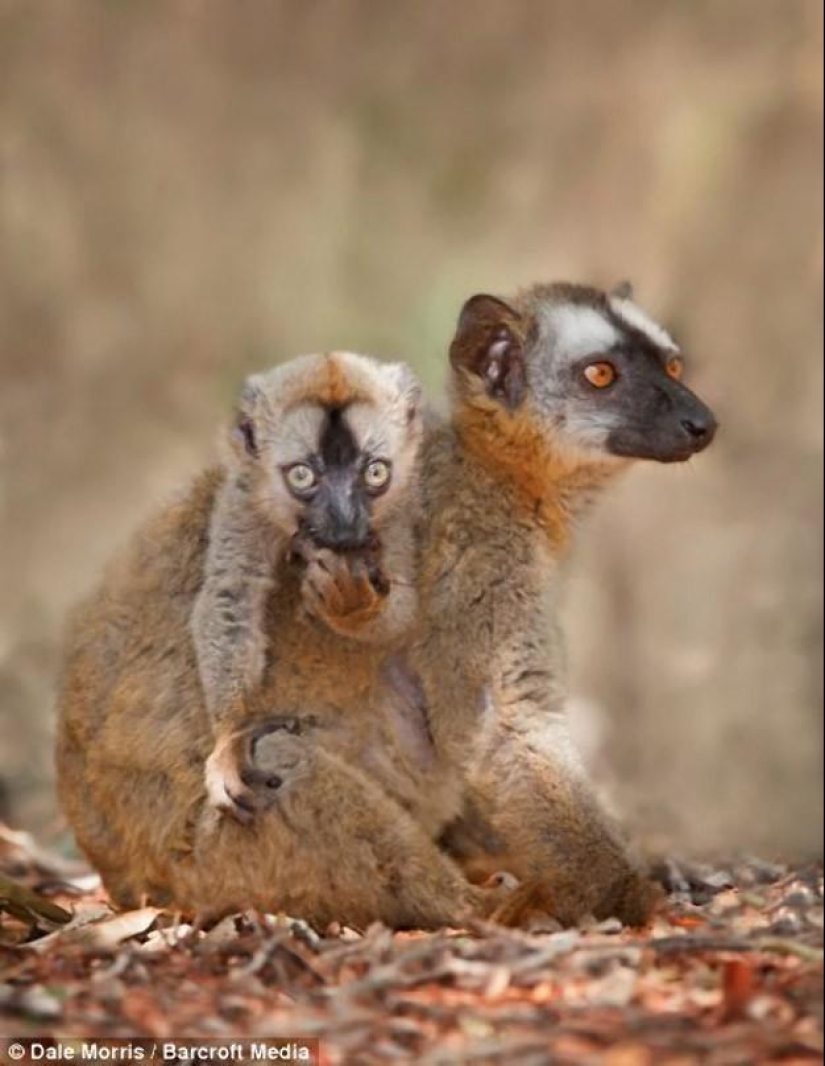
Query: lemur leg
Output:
[[449, 729, 661, 927], [172, 725, 510, 930], [423, 613, 661, 929]]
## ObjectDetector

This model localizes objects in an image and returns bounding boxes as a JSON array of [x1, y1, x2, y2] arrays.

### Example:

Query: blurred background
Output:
[[0, 0, 821, 859]]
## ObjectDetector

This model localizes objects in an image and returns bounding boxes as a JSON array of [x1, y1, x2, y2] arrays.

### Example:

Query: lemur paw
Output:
[[467, 870, 523, 920], [301, 548, 388, 635], [205, 730, 282, 825]]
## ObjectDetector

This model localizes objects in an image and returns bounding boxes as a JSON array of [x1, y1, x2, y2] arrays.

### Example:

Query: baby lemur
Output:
[[190, 353, 421, 821], [415, 281, 717, 926], [56, 352, 498, 929]]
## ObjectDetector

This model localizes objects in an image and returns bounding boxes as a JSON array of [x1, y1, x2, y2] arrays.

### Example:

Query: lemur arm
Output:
[[190, 476, 283, 727], [189, 475, 292, 822]]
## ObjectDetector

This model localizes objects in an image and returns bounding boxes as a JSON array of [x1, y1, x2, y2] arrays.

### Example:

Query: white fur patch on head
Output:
[[345, 394, 422, 504], [542, 303, 621, 360], [609, 297, 679, 353], [266, 404, 326, 464], [343, 400, 391, 456]]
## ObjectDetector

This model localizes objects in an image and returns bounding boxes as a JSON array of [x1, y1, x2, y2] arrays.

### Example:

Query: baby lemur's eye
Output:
[[284, 463, 318, 495], [363, 459, 392, 493], [583, 362, 617, 389], [666, 356, 684, 381]]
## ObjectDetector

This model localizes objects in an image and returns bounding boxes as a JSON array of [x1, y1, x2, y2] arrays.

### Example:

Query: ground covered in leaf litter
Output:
[[0, 825, 822, 1065]]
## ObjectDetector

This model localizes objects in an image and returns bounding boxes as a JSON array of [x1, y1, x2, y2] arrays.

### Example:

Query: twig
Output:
[[0, 874, 72, 927]]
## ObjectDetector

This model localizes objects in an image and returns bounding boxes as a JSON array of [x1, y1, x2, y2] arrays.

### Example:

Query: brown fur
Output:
[[278, 352, 371, 411], [56, 356, 512, 929], [453, 396, 617, 550], [293, 355, 365, 409], [300, 548, 389, 636], [56, 283, 711, 931]]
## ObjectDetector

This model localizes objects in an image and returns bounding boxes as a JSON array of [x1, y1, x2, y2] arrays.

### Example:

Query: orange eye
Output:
[[666, 356, 684, 381], [583, 362, 616, 388]]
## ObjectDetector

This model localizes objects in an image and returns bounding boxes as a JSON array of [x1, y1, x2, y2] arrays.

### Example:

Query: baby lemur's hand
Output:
[[298, 544, 390, 637], [205, 726, 285, 824]]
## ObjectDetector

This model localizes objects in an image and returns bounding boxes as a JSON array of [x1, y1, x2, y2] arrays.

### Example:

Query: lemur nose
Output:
[[319, 528, 369, 550], [681, 416, 715, 443]]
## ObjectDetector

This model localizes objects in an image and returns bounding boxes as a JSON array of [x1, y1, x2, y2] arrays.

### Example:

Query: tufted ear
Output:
[[449, 294, 527, 410], [231, 375, 264, 459], [611, 279, 634, 300]]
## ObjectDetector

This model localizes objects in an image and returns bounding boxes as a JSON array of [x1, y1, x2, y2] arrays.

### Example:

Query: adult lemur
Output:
[[418, 281, 716, 925], [57, 352, 502, 929]]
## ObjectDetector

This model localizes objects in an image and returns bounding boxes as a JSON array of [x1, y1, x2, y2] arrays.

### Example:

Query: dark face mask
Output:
[[294, 406, 373, 551], [598, 345, 717, 463]]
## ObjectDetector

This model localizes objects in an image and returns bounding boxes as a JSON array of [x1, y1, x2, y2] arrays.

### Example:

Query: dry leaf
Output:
[[27, 906, 161, 952]]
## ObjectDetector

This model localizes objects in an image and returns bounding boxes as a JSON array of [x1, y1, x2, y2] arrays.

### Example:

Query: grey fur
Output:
[[191, 475, 280, 722]]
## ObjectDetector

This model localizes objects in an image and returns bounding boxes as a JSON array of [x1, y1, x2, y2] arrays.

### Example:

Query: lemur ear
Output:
[[387, 362, 423, 425], [450, 294, 527, 410], [231, 376, 263, 459], [611, 280, 634, 300]]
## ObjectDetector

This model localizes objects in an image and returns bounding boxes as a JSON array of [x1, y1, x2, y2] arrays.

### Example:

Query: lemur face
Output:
[[231, 352, 422, 549], [529, 288, 716, 463], [451, 283, 717, 465]]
